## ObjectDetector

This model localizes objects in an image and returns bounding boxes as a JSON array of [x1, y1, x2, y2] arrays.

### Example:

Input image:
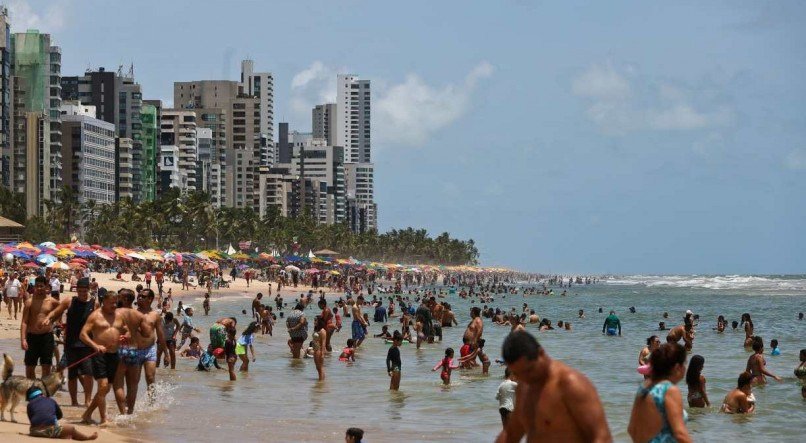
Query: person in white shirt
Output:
[[4, 272, 22, 319], [49, 275, 62, 299], [496, 368, 518, 427]]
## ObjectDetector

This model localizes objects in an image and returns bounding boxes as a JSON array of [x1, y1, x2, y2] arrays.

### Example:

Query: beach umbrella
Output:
[[203, 261, 219, 270], [237, 264, 249, 270], [56, 248, 75, 258], [330, 270, 341, 275], [35, 254, 58, 265], [269, 264, 281, 269], [48, 262, 70, 270], [70, 258, 88, 265], [68, 262, 85, 270], [285, 265, 301, 273], [126, 252, 146, 260], [22, 262, 40, 268], [90, 244, 103, 249], [94, 251, 113, 261], [3, 252, 13, 263], [38, 242, 56, 249], [305, 268, 320, 274]]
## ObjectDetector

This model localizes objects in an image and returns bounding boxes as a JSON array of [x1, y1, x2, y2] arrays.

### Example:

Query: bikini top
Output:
[[635, 381, 688, 440]]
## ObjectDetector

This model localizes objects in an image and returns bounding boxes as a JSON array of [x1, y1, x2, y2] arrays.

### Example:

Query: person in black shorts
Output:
[[20, 276, 59, 379]]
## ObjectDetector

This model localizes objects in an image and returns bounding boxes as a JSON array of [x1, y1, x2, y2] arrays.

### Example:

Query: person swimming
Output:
[[721, 371, 755, 414], [339, 339, 356, 362], [770, 339, 781, 356]]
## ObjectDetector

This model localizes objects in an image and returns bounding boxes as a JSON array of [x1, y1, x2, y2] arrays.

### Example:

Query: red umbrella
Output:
[[91, 244, 103, 249], [22, 262, 40, 268], [70, 258, 89, 265]]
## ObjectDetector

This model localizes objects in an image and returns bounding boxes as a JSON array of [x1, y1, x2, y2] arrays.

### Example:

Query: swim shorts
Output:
[[30, 425, 63, 438], [91, 352, 119, 381], [66, 347, 94, 379], [24, 332, 55, 367], [606, 328, 617, 336], [351, 320, 366, 341], [118, 344, 157, 366]]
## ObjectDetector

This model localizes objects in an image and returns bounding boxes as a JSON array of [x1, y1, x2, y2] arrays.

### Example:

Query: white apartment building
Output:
[[336, 75, 371, 163], [159, 109, 198, 193], [60, 103, 116, 204], [240, 59, 274, 163], [115, 137, 133, 201]]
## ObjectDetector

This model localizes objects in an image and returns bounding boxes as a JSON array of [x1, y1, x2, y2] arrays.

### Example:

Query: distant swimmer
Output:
[[741, 313, 754, 347], [602, 311, 621, 336], [497, 331, 612, 443]]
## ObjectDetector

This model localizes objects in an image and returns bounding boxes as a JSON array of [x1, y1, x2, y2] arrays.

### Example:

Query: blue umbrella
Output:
[[11, 250, 32, 260], [35, 254, 58, 265]]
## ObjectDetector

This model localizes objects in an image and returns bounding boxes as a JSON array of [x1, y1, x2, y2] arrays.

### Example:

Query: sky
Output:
[[8, 0, 806, 274]]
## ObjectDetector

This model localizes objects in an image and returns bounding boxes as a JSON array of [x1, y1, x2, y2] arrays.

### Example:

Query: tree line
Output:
[[0, 187, 480, 265]]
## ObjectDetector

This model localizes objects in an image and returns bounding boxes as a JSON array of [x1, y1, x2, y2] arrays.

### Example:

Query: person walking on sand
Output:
[[20, 276, 60, 379], [496, 331, 612, 443], [46, 277, 97, 406]]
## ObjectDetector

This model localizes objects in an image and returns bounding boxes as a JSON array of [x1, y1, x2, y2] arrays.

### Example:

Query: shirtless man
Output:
[[497, 331, 612, 443], [721, 371, 756, 414], [43, 278, 98, 405], [351, 296, 368, 348], [667, 323, 694, 350], [430, 298, 444, 341], [441, 304, 458, 328], [528, 310, 540, 324], [129, 289, 168, 414], [464, 307, 490, 374], [746, 339, 781, 384], [251, 293, 263, 322], [20, 276, 59, 379], [79, 291, 145, 424]]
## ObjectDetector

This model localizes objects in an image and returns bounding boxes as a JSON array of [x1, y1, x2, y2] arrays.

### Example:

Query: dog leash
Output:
[[62, 350, 101, 371]]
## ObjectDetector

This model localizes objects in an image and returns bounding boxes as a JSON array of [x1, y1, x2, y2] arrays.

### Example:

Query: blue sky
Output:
[[10, 0, 806, 274]]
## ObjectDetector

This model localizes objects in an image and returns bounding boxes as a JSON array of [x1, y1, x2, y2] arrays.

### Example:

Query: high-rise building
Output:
[[140, 103, 158, 201], [174, 78, 261, 209], [0, 8, 12, 188], [159, 109, 197, 193], [239, 59, 274, 162], [10, 30, 61, 216], [195, 127, 216, 196], [115, 137, 133, 201], [62, 67, 147, 201], [60, 102, 116, 204], [312, 103, 336, 146], [336, 75, 371, 163], [345, 162, 376, 233], [292, 141, 345, 224]]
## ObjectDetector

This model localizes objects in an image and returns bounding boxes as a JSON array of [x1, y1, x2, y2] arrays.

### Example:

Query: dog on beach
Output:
[[1, 353, 64, 422]]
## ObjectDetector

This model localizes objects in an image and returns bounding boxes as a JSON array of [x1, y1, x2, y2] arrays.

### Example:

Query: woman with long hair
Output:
[[628, 343, 692, 443], [685, 355, 710, 408], [312, 315, 327, 381], [741, 313, 754, 348]]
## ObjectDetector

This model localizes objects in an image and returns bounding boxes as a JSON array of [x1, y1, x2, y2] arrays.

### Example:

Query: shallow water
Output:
[[34, 277, 806, 441]]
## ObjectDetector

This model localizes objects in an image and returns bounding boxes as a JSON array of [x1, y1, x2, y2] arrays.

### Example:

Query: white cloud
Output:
[[288, 61, 494, 146], [375, 61, 494, 146], [571, 62, 631, 100], [289, 61, 346, 127], [572, 62, 734, 136], [785, 149, 806, 170], [8, 0, 68, 33]]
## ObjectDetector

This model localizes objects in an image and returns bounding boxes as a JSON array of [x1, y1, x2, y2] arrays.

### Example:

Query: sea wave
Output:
[[604, 275, 806, 292]]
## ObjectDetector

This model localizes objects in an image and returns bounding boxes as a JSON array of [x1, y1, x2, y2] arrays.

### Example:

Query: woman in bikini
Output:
[[685, 355, 710, 408]]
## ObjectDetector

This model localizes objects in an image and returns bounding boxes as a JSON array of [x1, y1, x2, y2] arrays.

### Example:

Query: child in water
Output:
[[339, 339, 356, 362], [224, 329, 237, 380], [432, 348, 460, 385], [180, 337, 202, 358], [197, 345, 222, 371], [770, 339, 781, 356]]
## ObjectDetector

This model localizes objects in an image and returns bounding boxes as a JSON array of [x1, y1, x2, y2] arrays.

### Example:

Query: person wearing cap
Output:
[[26, 386, 98, 440], [44, 277, 99, 406]]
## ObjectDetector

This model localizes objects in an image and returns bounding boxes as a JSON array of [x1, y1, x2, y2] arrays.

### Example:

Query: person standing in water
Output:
[[795, 349, 806, 380], [312, 316, 327, 381], [685, 355, 710, 408], [497, 331, 612, 443], [432, 348, 460, 385], [741, 313, 754, 348], [628, 343, 691, 443], [235, 322, 258, 372], [351, 296, 368, 348], [386, 331, 402, 390], [496, 368, 517, 428], [602, 311, 621, 336], [721, 372, 755, 414], [746, 338, 781, 384]]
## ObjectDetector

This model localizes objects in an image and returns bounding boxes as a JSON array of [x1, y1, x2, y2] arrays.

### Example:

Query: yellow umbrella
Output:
[[56, 248, 75, 258], [48, 261, 70, 270]]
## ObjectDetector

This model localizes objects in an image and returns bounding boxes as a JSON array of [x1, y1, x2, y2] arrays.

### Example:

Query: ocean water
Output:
[[67, 276, 806, 441]]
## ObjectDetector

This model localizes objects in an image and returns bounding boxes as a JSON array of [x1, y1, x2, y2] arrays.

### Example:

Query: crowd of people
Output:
[[1, 262, 804, 442]]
